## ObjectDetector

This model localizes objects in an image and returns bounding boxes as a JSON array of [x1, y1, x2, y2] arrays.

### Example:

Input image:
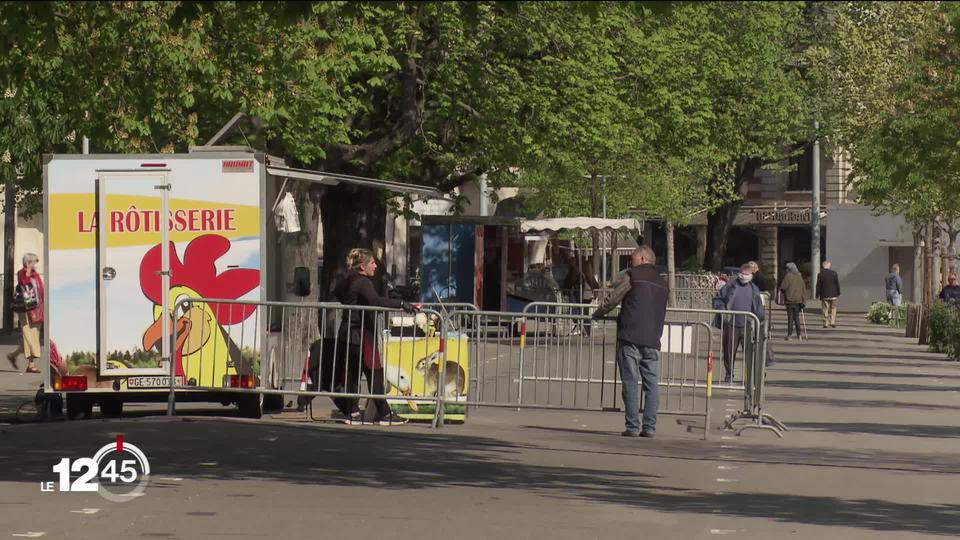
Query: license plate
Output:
[[127, 376, 184, 389]]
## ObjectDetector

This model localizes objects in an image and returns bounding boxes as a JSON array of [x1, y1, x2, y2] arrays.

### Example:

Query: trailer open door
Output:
[[96, 169, 172, 378]]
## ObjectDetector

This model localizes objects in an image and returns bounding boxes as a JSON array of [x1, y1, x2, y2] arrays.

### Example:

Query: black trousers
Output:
[[332, 366, 391, 421], [721, 325, 749, 381], [786, 304, 803, 337]]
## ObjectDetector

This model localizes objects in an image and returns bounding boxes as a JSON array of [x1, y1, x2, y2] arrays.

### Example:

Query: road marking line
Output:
[[720, 445, 736, 449], [117, 493, 146, 498], [717, 465, 738, 470], [710, 529, 737, 535], [156, 477, 183, 482], [721, 436, 734, 440], [199, 462, 218, 466], [70, 508, 100, 515], [715, 478, 738, 483], [12, 533, 46, 538]]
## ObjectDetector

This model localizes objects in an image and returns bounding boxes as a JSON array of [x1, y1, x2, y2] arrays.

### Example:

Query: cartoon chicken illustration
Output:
[[139, 234, 260, 387]]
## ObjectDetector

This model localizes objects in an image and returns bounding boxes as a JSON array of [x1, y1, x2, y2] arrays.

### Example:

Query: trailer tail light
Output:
[[228, 374, 256, 389], [54, 376, 88, 392], [140, 163, 167, 168]]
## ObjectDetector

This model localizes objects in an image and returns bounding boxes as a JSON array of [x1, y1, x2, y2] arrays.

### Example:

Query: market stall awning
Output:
[[519, 217, 642, 234], [266, 165, 443, 198]]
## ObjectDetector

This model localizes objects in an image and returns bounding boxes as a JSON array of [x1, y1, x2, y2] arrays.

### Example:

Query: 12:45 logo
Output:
[[43, 435, 151, 502]]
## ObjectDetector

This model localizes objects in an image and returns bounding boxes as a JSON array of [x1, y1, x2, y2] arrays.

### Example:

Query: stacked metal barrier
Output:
[[721, 292, 787, 437], [166, 296, 785, 438]]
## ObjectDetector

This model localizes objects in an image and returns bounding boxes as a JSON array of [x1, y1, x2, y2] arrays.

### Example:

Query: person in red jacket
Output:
[[8, 253, 44, 373]]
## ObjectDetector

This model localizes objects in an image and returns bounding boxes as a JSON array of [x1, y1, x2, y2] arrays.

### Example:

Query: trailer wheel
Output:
[[100, 399, 123, 418], [66, 396, 94, 420], [262, 393, 284, 413], [237, 394, 263, 419]]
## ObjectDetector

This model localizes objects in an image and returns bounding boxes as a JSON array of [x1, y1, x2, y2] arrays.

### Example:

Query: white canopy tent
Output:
[[519, 217, 642, 234], [518, 217, 643, 300]]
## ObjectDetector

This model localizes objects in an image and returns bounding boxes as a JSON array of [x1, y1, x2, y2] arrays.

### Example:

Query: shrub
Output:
[[866, 302, 906, 327], [927, 301, 960, 360]]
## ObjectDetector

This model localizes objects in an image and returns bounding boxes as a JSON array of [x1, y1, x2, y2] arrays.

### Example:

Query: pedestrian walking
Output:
[[779, 262, 806, 340], [885, 264, 903, 306], [939, 274, 960, 304], [592, 246, 668, 439], [816, 260, 841, 328], [712, 263, 765, 383], [8, 253, 44, 373], [334, 248, 416, 425], [749, 261, 767, 292]]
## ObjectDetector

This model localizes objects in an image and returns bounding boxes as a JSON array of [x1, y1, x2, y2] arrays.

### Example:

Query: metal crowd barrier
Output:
[[513, 302, 770, 439], [163, 295, 785, 438], [166, 298, 455, 427], [670, 288, 718, 309], [721, 292, 786, 437]]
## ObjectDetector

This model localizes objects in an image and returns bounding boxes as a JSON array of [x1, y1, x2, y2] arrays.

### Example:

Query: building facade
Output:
[[673, 145, 917, 311]]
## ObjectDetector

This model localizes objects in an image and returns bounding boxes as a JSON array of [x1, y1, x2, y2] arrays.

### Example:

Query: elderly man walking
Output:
[[886, 264, 903, 306], [592, 246, 668, 438], [816, 261, 841, 328]]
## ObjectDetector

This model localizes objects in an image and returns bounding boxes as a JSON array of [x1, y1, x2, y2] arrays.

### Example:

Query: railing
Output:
[[163, 296, 786, 437]]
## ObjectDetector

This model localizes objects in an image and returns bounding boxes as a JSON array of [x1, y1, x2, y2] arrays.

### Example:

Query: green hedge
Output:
[[928, 301, 960, 360], [866, 302, 907, 328]]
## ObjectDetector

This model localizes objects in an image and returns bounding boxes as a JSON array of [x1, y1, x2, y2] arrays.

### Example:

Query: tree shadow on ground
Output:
[[522, 425, 960, 474], [3, 419, 960, 536], [788, 421, 960, 439], [768, 392, 960, 414], [773, 368, 960, 380], [766, 379, 958, 393]]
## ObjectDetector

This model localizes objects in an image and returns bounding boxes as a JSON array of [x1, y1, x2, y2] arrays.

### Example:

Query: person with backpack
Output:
[[8, 253, 44, 373]]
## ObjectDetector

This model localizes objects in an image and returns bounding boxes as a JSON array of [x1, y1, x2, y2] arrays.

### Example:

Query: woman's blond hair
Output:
[[346, 248, 375, 270]]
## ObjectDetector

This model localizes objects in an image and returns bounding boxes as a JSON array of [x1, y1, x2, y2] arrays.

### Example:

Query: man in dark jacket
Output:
[[713, 263, 765, 383], [816, 260, 841, 328], [939, 273, 960, 304], [593, 246, 668, 438], [749, 261, 767, 292]]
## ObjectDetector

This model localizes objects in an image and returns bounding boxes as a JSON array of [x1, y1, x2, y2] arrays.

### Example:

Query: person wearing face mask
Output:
[[713, 263, 765, 383]]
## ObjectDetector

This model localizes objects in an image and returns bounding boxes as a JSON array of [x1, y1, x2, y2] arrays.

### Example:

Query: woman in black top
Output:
[[334, 248, 414, 425]]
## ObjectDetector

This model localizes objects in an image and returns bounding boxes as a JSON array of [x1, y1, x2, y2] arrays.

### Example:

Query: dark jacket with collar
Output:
[[816, 268, 841, 299], [940, 284, 960, 303], [593, 264, 668, 349], [712, 279, 765, 329]]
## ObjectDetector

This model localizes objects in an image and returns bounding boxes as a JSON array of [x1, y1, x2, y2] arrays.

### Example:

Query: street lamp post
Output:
[[811, 121, 821, 297]]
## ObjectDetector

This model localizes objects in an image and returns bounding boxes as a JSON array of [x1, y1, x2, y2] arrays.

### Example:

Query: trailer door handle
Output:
[[102, 267, 117, 281]]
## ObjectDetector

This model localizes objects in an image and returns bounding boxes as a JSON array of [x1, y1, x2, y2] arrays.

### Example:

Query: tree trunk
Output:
[[666, 222, 676, 306], [912, 225, 924, 304], [925, 220, 935, 305], [706, 202, 740, 271], [704, 158, 760, 271], [318, 184, 387, 300], [3, 181, 15, 332], [589, 174, 602, 287]]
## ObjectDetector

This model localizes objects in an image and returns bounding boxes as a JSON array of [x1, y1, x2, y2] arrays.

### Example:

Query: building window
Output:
[[787, 142, 812, 191]]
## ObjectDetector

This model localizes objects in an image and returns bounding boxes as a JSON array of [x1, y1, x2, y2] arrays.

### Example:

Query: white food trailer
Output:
[[42, 146, 440, 419]]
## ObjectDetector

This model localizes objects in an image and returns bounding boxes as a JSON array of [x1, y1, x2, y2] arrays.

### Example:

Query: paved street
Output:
[[1, 311, 959, 539]]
